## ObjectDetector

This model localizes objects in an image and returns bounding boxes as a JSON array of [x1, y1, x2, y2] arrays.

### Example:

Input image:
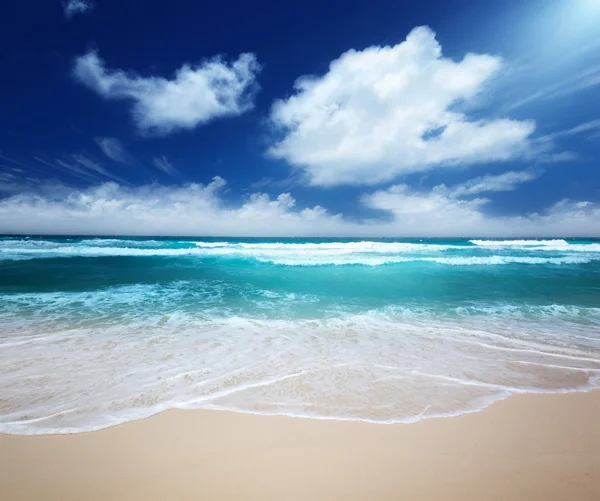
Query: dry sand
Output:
[[1, 390, 599, 501]]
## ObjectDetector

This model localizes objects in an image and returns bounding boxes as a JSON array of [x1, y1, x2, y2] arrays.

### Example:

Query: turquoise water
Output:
[[1, 236, 600, 433]]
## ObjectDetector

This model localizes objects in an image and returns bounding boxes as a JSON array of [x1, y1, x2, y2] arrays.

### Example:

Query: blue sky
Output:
[[0, 0, 599, 236]]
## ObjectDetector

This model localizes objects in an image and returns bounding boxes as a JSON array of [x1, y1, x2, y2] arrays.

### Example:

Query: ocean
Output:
[[1, 236, 600, 434]]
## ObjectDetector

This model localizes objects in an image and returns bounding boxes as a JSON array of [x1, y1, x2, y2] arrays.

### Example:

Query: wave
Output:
[[3, 238, 599, 252], [257, 256, 592, 266], [0, 245, 595, 265], [78, 239, 179, 248], [469, 240, 600, 251], [2, 238, 600, 267], [0, 239, 464, 254], [0, 246, 204, 257], [195, 241, 460, 252], [3, 237, 600, 434], [3, 286, 599, 325], [470, 239, 570, 247]]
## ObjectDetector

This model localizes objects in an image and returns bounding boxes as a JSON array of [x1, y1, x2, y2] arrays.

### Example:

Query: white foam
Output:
[[231, 241, 458, 252], [192, 241, 234, 248], [1, 308, 599, 434], [0, 244, 596, 266], [256, 255, 592, 266], [469, 240, 600, 252], [78, 239, 171, 247], [470, 239, 570, 247]]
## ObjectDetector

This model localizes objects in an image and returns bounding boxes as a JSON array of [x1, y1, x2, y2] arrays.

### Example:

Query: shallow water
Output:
[[1, 236, 600, 434]]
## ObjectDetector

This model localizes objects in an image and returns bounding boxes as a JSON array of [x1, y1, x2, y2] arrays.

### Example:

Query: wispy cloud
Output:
[[62, 0, 94, 19], [529, 119, 600, 164], [249, 174, 300, 191], [537, 151, 580, 164], [71, 154, 123, 181], [0, 172, 28, 195], [35, 154, 125, 183], [436, 170, 540, 199], [506, 65, 600, 112], [94, 137, 135, 165], [73, 51, 261, 136], [0, 152, 37, 172], [0, 173, 74, 197], [268, 26, 535, 187], [152, 156, 182, 178], [539, 120, 600, 142]]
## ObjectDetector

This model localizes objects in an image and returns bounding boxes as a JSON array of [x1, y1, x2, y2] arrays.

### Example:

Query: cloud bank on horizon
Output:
[[1, 173, 598, 236]]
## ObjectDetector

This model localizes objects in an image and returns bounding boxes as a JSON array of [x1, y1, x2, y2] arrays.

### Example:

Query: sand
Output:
[[1, 390, 599, 501]]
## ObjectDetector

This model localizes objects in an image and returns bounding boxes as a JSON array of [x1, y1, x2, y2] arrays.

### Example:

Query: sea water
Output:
[[1, 236, 599, 434]]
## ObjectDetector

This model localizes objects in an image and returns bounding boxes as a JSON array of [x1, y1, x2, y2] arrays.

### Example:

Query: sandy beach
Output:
[[1, 390, 599, 501], [2, 0, 600, 498]]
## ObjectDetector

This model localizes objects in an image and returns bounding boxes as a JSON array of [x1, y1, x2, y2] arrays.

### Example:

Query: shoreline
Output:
[[1, 390, 599, 500], [2, 384, 599, 436]]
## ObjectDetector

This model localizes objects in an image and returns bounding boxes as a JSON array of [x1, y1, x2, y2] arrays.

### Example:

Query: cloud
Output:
[[540, 120, 600, 142], [248, 173, 300, 191], [537, 151, 580, 164], [64, 154, 125, 182], [73, 51, 261, 135], [0, 178, 342, 236], [0, 172, 29, 195], [35, 154, 125, 183], [1, 173, 598, 237], [361, 183, 600, 237], [529, 119, 600, 163], [436, 169, 540, 198], [62, 0, 94, 19], [268, 26, 535, 187], [506, 65, 600, 111], [363, 184, 489, 231], [565, 120, 600, 138], [0, 173, 75, 197], [95, 137, 134, 165], [152, 156, 182, 177]]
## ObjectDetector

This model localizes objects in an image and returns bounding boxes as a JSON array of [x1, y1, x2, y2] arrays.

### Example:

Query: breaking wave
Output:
[[470, 239, 570, 247], [0, 238, 599, 265]]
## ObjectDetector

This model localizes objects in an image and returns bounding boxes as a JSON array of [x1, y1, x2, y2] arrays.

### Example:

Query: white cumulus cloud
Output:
[[268, 26, 536, 186], [73, 51, 261, 135], [62, 0, 94, 19]]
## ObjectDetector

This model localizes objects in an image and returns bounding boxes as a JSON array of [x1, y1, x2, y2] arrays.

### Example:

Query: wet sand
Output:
[[1, 390, 599, 501]]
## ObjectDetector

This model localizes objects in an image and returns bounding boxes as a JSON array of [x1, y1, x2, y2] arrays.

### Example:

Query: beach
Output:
[[1, 237, 600, 499], [3, 0, 600, 496], [1, 390, 599, 501]]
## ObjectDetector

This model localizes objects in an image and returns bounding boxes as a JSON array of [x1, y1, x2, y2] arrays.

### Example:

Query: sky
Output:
[[0, 0, 599, 236]]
